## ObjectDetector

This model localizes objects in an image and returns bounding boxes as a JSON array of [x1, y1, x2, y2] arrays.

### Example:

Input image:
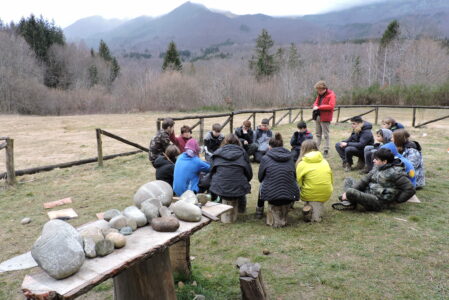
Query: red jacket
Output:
[[313, 89, 336, 122], [171, 136, 191, 152]]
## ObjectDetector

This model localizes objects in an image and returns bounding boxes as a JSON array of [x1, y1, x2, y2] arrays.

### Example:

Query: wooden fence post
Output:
[[300, 108, 304, 121], [5, 138, 16, 186], [96, 129, 103, 167], [374, 106, 379, 125], [156, 120, 161, 131], [288, 109, 292, 123], [253, 113, 256, 130], [272, 110, 276, 127], [199, 118, 204, 144], [412, 107, 416, 127], [230, 113, 234, 134], [336, 107, 341, 123]]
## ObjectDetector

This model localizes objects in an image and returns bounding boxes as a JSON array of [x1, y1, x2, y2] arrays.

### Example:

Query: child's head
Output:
[[221, 134, 241, 147], [300, 140, 319, 157], [392, 129, 410, 152], [350, 116, 363, 131], [373, 148, 394, 166], [180, 125, 192, 139], [242, 120, 251, 129], [269, 132, 283, 148], [375, 129, 384, 143], [260, 119, 270, 130], [162, 118, 175, 133], [212, 123, 222, 136], [297, 121, 307, 132], [165, 145, 180, 162], [382, 117, 396, 129]]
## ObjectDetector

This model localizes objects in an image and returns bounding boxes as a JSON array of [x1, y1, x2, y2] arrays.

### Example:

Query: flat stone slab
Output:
[[0, 252, 37, 273], [47, 208, 78, 220]]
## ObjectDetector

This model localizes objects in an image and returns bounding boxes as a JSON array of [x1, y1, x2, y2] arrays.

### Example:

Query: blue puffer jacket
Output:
[[173, 153, 210, 196], [382, 142, 416, 187]]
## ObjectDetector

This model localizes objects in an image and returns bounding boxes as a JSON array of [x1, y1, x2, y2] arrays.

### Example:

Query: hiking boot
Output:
[[323, 150, 329, 158], [332, 201, 356, 211], [344, 163, 352, 172], [355, 160, 365, 170], [255, 206, 264, 219], [302, 205, 313, 222]]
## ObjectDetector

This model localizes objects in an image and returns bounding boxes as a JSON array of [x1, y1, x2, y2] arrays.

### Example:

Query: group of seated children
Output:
[[148, 115, 422, 226]]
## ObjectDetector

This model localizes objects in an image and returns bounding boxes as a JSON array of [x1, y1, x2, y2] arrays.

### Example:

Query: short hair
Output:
[[162, 118, 175, 130], [180, 125, 192, 134], [382, 117, 396, 125], [314, 80, 328, 90], [300, 140, 319, 157], [376, 129, 384, 136], [243, 120, 251, 128], [261, 118, 270, 125], [165, 145, 180, 161], [297, 121, 307, 129], [269, 132, 283, 148], [350, 116, 363, 123], [373, 148, 394, 163], [221, 134, 241, 147], [212, 123, 222, 132]]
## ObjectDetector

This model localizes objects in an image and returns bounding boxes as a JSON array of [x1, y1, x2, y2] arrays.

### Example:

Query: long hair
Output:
[[164, 145, 180, 163], [221, 133, 241, 147], [269, 132, 283, 148], [300, 140, 319, 159], [393, 129, 410, 153]]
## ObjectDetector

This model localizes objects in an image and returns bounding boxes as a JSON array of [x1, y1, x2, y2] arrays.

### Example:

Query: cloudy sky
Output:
[[2, 0, 386, 28]]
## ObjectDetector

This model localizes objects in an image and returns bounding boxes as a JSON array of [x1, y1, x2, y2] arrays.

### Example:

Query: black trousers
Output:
[[335, 143, 364, 165]]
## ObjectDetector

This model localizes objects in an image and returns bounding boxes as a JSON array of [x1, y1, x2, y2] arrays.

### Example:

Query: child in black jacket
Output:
[[204, 123, 224, 162], [290, 121, 313, 162]]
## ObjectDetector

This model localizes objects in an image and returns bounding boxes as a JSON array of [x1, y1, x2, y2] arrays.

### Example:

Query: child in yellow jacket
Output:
[[296, 140, 333, 222]]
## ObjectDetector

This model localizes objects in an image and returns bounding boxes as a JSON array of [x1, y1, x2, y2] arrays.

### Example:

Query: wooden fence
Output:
[[0, 137, 16, 186]]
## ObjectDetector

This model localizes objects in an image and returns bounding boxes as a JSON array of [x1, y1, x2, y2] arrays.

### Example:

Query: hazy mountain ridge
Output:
[[64, 0, 449, 52]]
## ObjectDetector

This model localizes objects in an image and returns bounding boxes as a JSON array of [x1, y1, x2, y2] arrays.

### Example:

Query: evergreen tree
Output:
[[379, 20, 400, 86], [88, 65, 98, 87], [162, 41, 182, 71], [287, 43, 301, 70], [249, 29, 277, 80], [98, 40, 112, 62], [351, 56, 362, 88], [110, 57, 120, 82]]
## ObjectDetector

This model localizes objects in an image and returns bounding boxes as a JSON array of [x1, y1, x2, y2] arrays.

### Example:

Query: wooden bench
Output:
[[21, 202, 232, 300]]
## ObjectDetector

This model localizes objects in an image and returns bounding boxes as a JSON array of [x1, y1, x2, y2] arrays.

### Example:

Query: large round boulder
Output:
[[134, 180, 173, 207]]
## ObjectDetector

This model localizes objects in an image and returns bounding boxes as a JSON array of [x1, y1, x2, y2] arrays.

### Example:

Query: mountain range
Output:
[[64, 0, 449, 53]]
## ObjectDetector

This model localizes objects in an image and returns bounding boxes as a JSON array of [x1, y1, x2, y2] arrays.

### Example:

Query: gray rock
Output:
[[133, 180, 173, 207], [159, 206, 172, 217], [196, 193, 210, 205], [125, 217, 137, 231], [21, 217, 31, 225], [109, 215, 128, 230], [105, 232, 126, 248], [151, 217, 180, 232], [193, 295, 206, 300], [173, 201, 202, 222], [103, 209, 121, 221], [140, 200, 160, 223], [95, 239, 114, 257], [83, 238, 96, 258], [180, 190, 198, 204], [123, 206, 147, 227], [79, 226, 104, 244], [120, 227, 133, 236], [235, 257, 251, 268], [239, 262, 261, 279], [101, 227, 119, 236], [31, 220, 85, 279], [147, 198, 162, 209]]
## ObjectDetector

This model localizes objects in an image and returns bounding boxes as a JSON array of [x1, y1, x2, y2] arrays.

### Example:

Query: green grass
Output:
[[1, 121, 448, 300]]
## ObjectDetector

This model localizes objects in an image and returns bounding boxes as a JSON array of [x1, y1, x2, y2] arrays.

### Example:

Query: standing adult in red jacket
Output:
[[312, 81, 336, 157]]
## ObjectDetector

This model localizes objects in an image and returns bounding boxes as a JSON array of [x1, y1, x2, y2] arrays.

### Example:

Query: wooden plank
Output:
[[339, 108, 376, 123], [415, 114, 449, 128], [43, 198, 73, 209], [0, 142, 6, 150], [47, 208, 78, 220], [99, 129, 149, 152]]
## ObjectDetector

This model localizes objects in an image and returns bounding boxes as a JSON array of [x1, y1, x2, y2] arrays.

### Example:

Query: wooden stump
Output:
[[113, 248, 176, 300], [237, 260, 268, 300], [169, 237, 191, 279], [309, 201, 324, 222], [221, 198, 238, 223], [266, 204, 289, 228]]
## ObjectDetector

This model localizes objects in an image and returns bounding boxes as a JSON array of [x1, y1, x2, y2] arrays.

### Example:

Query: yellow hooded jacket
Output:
[[296, 151, 333, 202]]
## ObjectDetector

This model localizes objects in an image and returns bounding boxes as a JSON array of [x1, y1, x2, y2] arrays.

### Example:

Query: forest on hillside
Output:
[[1, 16, 449, 115]]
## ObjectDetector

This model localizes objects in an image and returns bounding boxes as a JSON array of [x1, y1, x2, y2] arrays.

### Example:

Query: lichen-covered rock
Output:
[[83, 237, 96, 258], [123, 206, 147, 227], [140, 200, 160, 223], [151, 217, 180, 232], [172, 201, 202, 222], [95, 239, 114, 257], [105, 232, 126, 248], [31, 220, 85, 279], [109, 215, 127, 230], [103, 209, 121, 221], [133, 180, 173, 207]]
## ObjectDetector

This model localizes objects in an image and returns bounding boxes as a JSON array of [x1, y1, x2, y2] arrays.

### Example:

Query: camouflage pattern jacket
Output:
[[353, 163, 415, 203], [149, 130, 172, 163]]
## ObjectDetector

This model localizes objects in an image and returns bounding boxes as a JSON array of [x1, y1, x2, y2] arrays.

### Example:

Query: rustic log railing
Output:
[[0, 137, 16, 186]]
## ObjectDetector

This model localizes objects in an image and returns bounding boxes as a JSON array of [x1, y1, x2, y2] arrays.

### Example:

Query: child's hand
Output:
[[341, 192, 347, 201]]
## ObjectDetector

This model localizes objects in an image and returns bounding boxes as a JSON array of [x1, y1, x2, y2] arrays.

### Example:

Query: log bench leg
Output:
[[113, 248, 176, 300], [221, 198, 238, 223], [266, 204, 289, 228], [169, 237, 191, 279]]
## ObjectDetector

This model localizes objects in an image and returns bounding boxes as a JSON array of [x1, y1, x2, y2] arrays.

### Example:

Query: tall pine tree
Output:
[[379, 20, 400, 86], [249, 29, 277, 80], [162, 41, 182, 71]]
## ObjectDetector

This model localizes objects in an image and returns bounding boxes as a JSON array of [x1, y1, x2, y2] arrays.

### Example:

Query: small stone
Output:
[[151, 217, 180, 232], [193, 295, 205, 300], [123, 206, 147, 227], [235, 257, 251, 268], [83, 238, 96, 258], [109, 215, 128, 230], [120, 226, 133, 236], [159, 206, 172, 217], [125, 217, 137, 231], [178, 281, 185, 288], [105, 232, 126, 248], [95, 239, 114, 257], [85, 219, 110, 231], [21, 217, 31, 225], [79, 226, 104, 244], [196, 193, 210, 205], [263, 249, 270, 255], [103, 209, 121, 221], [172, 200, 202, 222], [101, 227, 119, 236], [141, 201, 160, 223]]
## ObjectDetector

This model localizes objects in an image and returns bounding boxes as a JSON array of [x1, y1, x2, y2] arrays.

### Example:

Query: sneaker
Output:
[[302, 205, 313, 222], [323, 150, 329, 158], [332, 201, 356, 210]]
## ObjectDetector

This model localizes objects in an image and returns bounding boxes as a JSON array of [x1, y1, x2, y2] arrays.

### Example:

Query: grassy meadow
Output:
[[0, 108, 448, 300]]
